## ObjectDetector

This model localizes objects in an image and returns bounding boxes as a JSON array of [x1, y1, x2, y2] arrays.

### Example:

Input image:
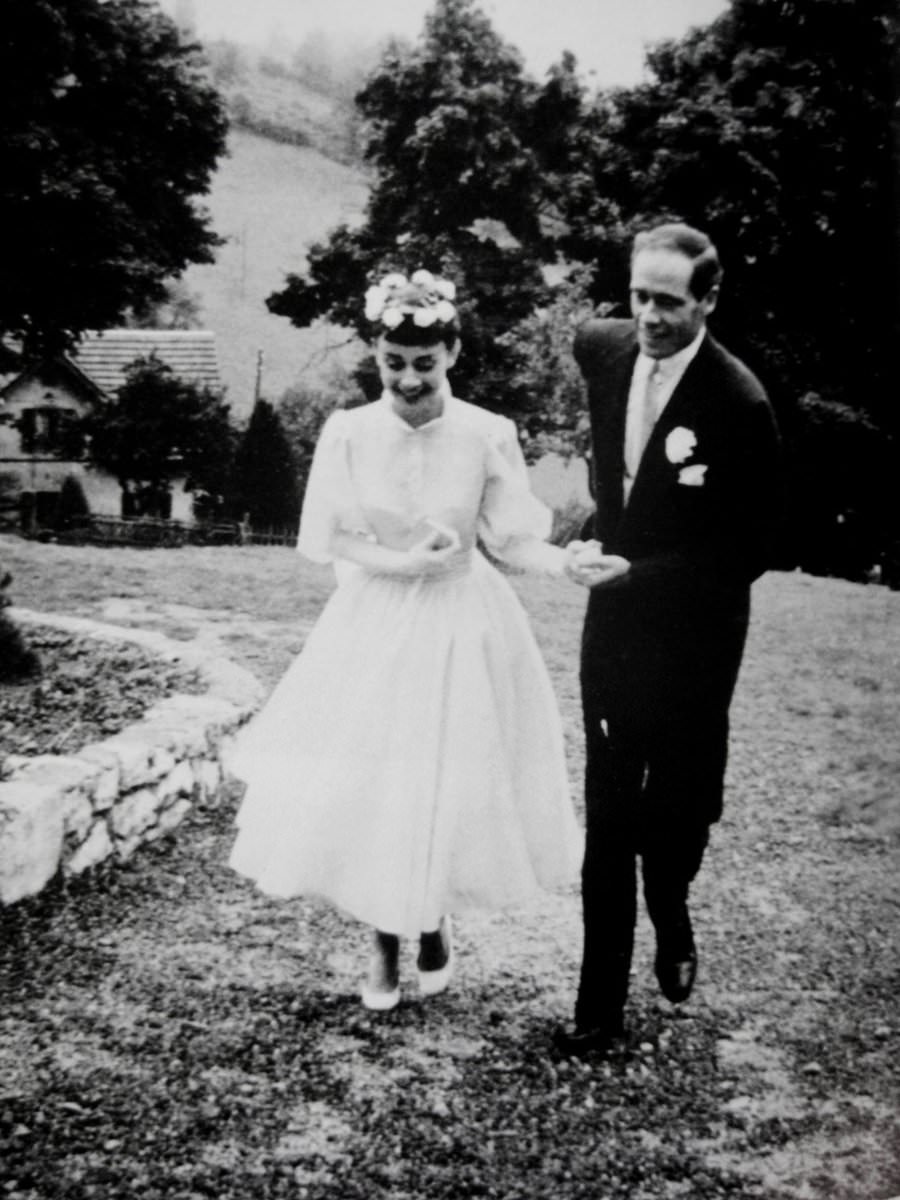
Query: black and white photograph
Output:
[[1, 1, 898, 1197]]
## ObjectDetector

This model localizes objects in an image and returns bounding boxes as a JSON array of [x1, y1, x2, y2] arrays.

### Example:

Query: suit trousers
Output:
[[574, 715, 724, 1030]]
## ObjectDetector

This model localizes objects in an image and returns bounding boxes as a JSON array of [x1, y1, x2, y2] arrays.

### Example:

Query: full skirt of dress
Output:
[[227, 552, 582, 937]]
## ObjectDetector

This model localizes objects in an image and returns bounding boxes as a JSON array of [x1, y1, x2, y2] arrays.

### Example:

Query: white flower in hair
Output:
[[434, 299, 456, 323], [364, 285, 387, 320], [365, 267, 458, 327]]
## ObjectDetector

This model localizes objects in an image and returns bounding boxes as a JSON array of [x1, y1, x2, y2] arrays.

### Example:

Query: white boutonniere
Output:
[[665, 426, 697, 464], [678, 463, 708, 487]]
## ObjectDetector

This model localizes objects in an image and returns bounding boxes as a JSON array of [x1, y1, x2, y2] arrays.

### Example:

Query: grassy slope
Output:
[[2, 537, 899, 1198], [227, 69, 359, 159], [184, 128, 369, 419]]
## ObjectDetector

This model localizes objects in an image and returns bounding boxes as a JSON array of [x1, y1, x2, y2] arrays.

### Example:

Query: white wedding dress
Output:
[[228, 393, 582, 937]]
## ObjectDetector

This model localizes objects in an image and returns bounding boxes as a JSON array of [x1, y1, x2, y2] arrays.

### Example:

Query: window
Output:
[[18, 407, 85, 457]]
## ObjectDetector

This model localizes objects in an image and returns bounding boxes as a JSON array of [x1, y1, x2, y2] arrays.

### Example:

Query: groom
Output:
[[556, 223, 782, 1056]]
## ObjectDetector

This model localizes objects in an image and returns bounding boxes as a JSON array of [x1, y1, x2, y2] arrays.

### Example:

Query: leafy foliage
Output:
[[227, 401, 300, 532], [125, 280, 204, 331], [785, 394, 893, 581], [266, 0, 593, 418], [357, 0, 541, 245], [0, 0, 228, 354], [266, 0, 896, 578], [54, 474, 91, 531], [499, 266, 603, 460], [537, 0, 898, 575], [567, 0, 898, 431], [276, 367, 366, 505], [0, 612, 40, 682], [0, 571, 40, 682], [86, 358, 236, 519]]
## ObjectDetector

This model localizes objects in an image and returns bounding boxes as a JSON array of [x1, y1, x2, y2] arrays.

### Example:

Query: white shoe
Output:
[[417, 916, 453, 997], [361, 930, 400, 1011], [360, 983, 400, 1011]]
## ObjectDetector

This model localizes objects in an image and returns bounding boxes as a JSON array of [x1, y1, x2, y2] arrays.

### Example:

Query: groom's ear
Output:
[[702, 285, 720, 317]]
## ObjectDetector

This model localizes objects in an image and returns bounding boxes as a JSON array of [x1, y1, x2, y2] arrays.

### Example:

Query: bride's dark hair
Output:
[[379, 311, 460, 350]]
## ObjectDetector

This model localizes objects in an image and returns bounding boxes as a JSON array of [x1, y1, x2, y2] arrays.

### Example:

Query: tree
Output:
[[227, 401, 300, 531], [54, 474, 91, 532], [357, 0, 542, 246], [499, 266, 605, 459], [276, 366, 366, 505], [0, 0, 228, 354], [784, 394, 892, 581], [87, 358, 235, 519], [267, 0, 588, 417], [564, 0, 898, 432], [546, 0, 899, 575], [125, 280, 204, 331]]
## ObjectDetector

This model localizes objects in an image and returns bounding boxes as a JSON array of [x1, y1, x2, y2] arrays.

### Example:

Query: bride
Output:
[[228, 270, 583, 1011]]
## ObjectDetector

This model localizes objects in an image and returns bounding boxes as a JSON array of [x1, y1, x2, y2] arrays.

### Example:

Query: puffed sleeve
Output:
[[296, 410, 368, 563], [477, 416, 554, 556]]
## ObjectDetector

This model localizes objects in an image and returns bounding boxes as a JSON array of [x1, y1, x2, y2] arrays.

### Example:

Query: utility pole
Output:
[[253, 349, 264, 406]]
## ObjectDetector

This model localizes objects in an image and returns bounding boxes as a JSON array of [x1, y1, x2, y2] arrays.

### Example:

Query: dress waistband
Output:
[[357, 547, 474, 584], [435, 548, 474, 582]]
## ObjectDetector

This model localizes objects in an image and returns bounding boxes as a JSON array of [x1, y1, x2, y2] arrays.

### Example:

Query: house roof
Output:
[[70, 330, 222, 396], [0, 356, 105, 404]]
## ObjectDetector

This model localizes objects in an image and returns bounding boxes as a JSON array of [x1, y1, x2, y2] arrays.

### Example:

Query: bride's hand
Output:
[[403, 523, 461, 576]]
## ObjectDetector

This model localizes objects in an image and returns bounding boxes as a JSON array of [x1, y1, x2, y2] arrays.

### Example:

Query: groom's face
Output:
[[630, 248, 717, 359]]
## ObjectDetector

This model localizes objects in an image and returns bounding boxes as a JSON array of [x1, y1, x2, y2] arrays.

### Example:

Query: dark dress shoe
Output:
[[654, 951, 697, 1003], [552, 1021, 624, 1058], [654, 903, 697, 1003]]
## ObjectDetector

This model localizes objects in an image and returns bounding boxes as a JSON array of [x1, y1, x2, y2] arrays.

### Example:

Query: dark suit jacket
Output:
[[575, 318, 782, 736]]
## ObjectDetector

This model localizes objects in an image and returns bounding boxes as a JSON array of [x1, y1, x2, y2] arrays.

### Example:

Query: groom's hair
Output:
[[632, 223, 723, 300]]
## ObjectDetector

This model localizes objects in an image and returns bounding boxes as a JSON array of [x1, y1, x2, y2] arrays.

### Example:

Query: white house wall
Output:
[[0, 369, 192, 522], [0, 374, 95, 507]]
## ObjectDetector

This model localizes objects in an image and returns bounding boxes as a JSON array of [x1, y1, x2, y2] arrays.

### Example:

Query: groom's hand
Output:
[[579, 555, 630, 587], [564, 541, 630, 588]]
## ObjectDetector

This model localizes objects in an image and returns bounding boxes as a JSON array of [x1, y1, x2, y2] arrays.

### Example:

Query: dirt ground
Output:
[[1, 561, 898, 1200]]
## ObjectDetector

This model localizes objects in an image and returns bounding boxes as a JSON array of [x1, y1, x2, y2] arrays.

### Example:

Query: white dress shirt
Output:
[[623, 328, 706, 502]]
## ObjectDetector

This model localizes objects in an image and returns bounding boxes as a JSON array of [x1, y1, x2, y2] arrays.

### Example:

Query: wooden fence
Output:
[[28, 516, 298, 549]]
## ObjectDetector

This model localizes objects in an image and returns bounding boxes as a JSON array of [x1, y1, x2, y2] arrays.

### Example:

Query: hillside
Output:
[[182, 128, 370, 418], [201, 35, 377, 166]]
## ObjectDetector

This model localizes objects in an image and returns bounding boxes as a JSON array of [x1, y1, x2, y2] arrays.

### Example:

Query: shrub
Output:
[[55, 475, 91, 531], [549, 497, 594, 547], [0, 571, 40, 681]]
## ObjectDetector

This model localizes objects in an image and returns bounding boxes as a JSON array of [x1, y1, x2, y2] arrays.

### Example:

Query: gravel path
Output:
[[1, 570, 898, 1200]]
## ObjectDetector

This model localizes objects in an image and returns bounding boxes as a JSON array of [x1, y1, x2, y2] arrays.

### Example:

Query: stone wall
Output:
[[0, 610, 263, 905]]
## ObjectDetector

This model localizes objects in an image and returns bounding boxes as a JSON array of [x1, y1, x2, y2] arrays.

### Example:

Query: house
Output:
[[0, 330, 221, 528]]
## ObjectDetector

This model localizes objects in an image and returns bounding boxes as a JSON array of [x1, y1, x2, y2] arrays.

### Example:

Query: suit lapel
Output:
[[594, 342, 637, 527]]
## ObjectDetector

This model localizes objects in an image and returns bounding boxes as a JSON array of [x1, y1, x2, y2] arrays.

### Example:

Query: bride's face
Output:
[[376, 337, 459, 426]]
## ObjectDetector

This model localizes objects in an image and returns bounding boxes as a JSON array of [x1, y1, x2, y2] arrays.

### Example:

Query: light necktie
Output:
[[625, 360, 662, 486]]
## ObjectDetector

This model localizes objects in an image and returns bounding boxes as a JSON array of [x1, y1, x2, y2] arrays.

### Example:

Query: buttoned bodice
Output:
[[298, 393, 551, 563]]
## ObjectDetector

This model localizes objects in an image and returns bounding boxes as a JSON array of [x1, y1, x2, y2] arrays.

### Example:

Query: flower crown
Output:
[[364, 270, 457, 330]]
